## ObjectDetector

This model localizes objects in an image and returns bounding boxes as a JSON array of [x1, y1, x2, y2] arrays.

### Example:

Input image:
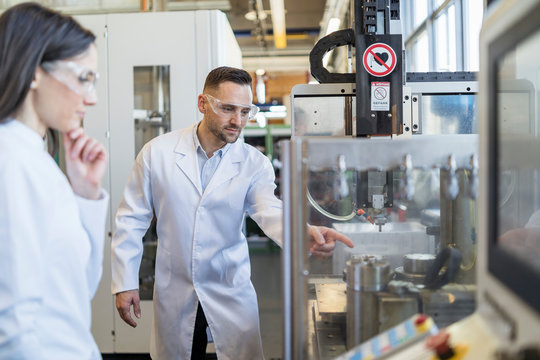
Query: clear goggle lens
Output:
[[205, 93, 259, 120], [41, 60, 99, 97]]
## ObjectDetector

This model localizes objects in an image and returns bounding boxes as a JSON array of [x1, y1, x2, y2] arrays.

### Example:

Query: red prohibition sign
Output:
[[374, 87, 387, 100], [362, 43, 397, 77]]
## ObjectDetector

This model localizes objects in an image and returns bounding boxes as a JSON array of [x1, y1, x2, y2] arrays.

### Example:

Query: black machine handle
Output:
[[309, 29, 356, 84], [424, 247, 462, 289]]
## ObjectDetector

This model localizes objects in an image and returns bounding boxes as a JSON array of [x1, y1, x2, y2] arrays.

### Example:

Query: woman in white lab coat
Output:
[[0, 3, 108, 359]]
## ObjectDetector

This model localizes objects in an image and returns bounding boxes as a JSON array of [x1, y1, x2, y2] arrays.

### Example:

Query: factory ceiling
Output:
[[50, 0, 346, 73], [223, 0, 330, 73]]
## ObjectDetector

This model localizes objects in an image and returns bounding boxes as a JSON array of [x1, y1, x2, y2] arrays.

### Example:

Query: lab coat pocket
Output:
[[222, 243, 251, 287], [154, 246, 172, 289]]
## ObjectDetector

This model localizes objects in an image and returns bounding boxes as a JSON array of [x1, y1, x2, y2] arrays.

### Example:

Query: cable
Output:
[[306, 188, 356, 221]]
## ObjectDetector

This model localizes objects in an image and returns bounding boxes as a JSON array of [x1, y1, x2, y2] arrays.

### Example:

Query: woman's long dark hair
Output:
[[0, 2, 96, 155]]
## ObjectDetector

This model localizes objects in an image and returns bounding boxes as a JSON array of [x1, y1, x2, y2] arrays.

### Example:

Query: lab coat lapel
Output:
[[203, 140, 245, 196], [174, 125, 203, 196]]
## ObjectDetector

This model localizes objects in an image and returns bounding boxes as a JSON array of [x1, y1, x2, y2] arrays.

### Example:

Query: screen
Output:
[[489, 3, 540, 313]]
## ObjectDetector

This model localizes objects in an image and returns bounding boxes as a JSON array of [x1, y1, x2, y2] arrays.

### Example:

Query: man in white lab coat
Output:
[[112, 66, 353, 359]]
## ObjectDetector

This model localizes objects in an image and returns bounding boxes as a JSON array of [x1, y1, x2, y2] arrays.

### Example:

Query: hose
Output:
[[306, 189, 356, 221]]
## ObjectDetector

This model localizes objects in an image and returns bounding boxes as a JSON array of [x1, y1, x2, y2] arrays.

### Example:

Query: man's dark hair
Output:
[[203, 66, 252, 92]]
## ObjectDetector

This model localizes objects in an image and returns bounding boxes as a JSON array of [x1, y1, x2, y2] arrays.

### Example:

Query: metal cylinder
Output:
[[345, 258, 391, 349], [403, 253, 436, 275], [346, 257, 391, 291]]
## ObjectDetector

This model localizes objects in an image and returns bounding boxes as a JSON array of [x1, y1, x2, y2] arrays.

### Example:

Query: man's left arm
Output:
[[245, 158, 284, 246], [245, 157, 353, 256]]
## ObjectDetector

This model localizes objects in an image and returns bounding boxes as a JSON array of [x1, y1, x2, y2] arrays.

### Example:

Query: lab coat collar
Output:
[[3, 118, 46, 150], [174, 123, 246, 197], [174, 124, 203, 195]]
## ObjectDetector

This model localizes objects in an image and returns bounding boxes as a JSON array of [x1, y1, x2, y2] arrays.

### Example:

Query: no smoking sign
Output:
[[363, 43, 397, 77], [371, 81, 390, 111]]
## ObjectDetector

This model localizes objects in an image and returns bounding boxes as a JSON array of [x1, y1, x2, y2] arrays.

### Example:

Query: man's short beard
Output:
[[211, 124, 240, 144]]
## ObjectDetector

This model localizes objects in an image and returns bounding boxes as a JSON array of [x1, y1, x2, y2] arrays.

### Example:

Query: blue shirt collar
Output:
[[193, 121, 232, 159]]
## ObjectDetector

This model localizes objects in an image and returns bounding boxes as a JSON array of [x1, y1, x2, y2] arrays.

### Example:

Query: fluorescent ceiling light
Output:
[[264, 111, 287, 119], [269, 0, 286, 48], [269, 105, 287, 112]]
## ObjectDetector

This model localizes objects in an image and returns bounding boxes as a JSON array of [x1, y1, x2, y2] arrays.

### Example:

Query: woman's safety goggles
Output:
[[204, 93, 259, 121], [41, 60, 99, 97]]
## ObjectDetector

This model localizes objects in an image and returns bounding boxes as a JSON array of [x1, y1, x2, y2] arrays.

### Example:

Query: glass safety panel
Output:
[[495, 27, 540, 275], [421, 94, 477, 134], [284, 135, 478, 359], [133, 65, 171, 300]]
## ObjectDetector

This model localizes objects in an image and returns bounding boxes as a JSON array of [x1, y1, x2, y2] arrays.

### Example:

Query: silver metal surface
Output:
[[346, 289, 374, 349], [281, 141, 292, 360], [332, 221, 434, 274], [345, 258, 391, 349], [440, 171, 476, 285], [290, 83, 356, 137], [291, 83, 356, 97], [311, 299, 347, 359], [401, 86, 413, 136], [420, 284, 475, 328], [407, 81, 478, 94], [372, 194, 385, 209], [282, 138, 312, 359], [377, 295, 419, 333], [303, 135, 478, 171], [315, 283, 347, 315], [346, 258, 391, 292], [403, 253, 436, 274], [394, 266, 427, 284]]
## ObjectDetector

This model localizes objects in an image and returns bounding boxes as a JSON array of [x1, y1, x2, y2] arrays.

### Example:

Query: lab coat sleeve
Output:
[[75, 190, 109, 299], [245, 156, 284, 247], [111, 146, 154, 294], [0, 161, 45, 358]]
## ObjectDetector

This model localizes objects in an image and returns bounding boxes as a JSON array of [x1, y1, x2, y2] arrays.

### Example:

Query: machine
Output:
[[282, 134, 478, 359], [281, 0, 540, 359]]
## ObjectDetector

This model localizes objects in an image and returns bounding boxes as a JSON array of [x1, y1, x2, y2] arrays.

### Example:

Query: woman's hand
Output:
[[63, 128, 107, 200]]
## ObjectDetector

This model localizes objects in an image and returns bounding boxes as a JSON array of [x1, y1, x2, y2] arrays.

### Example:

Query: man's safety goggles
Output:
[[204, 93, 259, 121]]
